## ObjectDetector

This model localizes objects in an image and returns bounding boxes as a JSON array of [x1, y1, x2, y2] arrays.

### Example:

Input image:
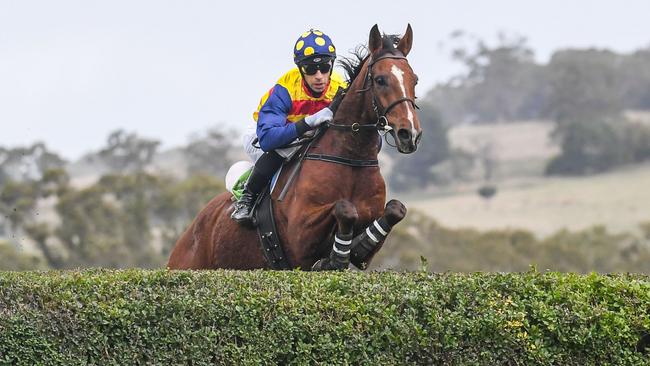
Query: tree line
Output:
[[428, 32, 650, 124], [0, 130, 230, 270]]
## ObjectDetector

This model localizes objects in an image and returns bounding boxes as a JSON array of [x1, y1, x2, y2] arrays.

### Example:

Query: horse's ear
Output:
[[397, 24, 413, 56], [368, 24, 382, 54]]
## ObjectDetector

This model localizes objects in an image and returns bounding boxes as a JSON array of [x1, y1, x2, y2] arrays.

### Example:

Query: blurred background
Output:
[[1, 0, 649, 272]]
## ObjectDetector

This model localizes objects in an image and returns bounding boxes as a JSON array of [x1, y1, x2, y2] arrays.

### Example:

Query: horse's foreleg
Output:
[[350, 199, 407, 269], [311, 200, 358, 271]]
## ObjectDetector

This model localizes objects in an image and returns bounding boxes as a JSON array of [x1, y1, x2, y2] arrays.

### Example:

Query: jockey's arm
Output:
[[256, 86, 312, 152]]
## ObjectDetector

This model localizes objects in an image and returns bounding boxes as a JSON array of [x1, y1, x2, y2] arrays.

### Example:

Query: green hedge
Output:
[[1, 269, 649, 365]]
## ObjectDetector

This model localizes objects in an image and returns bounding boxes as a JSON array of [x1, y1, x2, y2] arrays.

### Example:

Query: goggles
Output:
[[300, 61, 332, 75]]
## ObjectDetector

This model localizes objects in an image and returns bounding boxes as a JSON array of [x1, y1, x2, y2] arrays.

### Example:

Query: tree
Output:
[[0, 168, 70, 268], [458, 32, 547, 122], [51, 173, 162, 268], [0, 180, 40, 236], [543, 49, 649, 175], [152, 174, 225, 256], [40, 171, 225, 269], [620, 48, 650, 110], [0, 162, 226, 270], [427, 32, 549, 124], [543, 48, 650, 175], [545, 49, 625, 123], [0, 142, 66, 184], [546, 117, 650, 175], [184, 128, 236, 177], [97, 129, 160, 173]]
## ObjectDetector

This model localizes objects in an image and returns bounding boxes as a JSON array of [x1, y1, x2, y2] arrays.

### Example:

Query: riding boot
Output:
[[231, 187, 257, 224], [231, 151, 284, 225]]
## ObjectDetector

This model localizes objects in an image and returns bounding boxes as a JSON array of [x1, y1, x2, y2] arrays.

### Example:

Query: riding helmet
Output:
[[293, 29, 336, 65]]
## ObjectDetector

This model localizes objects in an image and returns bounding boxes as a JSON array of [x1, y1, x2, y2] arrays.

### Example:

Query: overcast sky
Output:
[[1, 0, 649, 160]]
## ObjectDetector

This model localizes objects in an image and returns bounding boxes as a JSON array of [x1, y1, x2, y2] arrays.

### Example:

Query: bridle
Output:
[[301, 52, 419, 168], [327, 53, 419, 134]]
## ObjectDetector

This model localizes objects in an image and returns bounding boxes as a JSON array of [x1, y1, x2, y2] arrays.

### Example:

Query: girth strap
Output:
[[255, 186, 292, 270], [304, 153, 379, 167]]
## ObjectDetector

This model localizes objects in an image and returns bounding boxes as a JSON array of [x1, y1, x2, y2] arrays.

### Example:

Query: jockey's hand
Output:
[[305, 107, 333, 128]]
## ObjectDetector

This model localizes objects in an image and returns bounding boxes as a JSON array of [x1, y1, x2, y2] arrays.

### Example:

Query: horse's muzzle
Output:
[[395, 128, 421, 154]]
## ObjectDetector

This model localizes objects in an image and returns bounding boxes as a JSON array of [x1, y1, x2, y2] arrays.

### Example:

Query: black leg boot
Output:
[[230, 186, 257, 225], [231, 151, 284, 225]]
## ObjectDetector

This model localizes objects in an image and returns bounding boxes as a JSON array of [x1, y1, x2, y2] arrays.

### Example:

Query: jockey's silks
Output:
[[253, 68, 347, 152]]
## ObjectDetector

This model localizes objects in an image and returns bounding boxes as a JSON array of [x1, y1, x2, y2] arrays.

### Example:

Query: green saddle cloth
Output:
[[231, 168, 252, 201]]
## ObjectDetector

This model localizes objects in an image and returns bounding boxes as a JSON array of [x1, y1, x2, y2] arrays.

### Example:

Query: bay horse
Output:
[[168, 24, 422, 270]]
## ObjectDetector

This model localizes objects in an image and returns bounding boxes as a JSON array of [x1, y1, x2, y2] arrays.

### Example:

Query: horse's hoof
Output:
[[384, 199, 407, 226], [311, 258, 326, 271], [311, 258, 349, 271]]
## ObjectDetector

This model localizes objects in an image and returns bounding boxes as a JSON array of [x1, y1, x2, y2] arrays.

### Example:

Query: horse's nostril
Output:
[[397, 129, 411, 142], [415, 131, 423, 144]]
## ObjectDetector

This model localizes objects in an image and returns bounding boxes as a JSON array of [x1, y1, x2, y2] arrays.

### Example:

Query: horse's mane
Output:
[[338, 34, 402, 85]]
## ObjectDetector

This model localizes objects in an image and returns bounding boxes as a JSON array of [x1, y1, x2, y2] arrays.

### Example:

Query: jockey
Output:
[[232, 29, 347, 225]]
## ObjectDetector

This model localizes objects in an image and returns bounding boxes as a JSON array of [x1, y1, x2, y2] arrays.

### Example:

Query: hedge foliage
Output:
[[1, 269, 649, 365]]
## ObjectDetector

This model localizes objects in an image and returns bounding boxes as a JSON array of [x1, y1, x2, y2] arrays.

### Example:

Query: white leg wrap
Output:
[[333, 246, 351, 255], [373, 220, 388, 236], [333, 235, 351, 255], [335, 236, 352, 245], [365, 227, 379, 243], [349, 218, 392, 269]]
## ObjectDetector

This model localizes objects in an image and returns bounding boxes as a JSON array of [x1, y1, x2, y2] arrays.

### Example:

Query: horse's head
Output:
[[364, 24, 422, 154]]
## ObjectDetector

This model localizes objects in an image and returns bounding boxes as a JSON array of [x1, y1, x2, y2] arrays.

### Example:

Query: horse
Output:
[[167, 24, 422, 271]]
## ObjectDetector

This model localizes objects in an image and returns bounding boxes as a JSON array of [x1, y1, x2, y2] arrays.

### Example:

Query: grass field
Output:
[[401, 163, 650, 238], [398, 118, 650, 238]]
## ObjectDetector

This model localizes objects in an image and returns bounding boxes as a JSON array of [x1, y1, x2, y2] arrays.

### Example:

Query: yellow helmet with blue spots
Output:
[[293, 29, 336, 65]]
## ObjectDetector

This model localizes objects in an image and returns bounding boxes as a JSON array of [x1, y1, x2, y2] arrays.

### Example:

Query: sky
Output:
[[1, 0, 650, 160]]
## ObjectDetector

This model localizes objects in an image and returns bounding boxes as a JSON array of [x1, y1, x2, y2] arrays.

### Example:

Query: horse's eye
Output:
[[375, 76, 387, 86], [415, 74, 419, 85]]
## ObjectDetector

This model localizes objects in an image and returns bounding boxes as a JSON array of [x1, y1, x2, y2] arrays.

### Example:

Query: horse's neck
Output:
[[316, 91, 380, 159]]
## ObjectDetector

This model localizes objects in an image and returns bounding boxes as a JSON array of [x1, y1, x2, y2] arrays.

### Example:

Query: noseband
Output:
[[327, 53, 419, 133]]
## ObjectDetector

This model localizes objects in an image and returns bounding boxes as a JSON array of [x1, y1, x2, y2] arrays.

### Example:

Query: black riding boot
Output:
[[231, 151, 284, 225], [231, 188, 257, 224]]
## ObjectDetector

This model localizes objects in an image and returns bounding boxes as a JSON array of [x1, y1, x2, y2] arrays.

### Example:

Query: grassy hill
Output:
[[400, 116, 650, 238]]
